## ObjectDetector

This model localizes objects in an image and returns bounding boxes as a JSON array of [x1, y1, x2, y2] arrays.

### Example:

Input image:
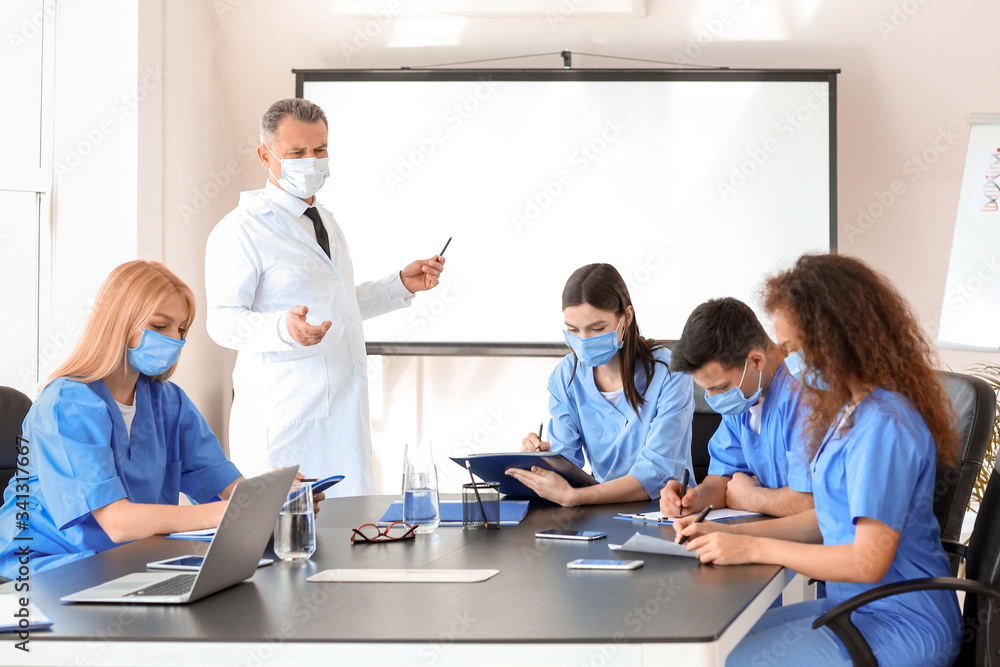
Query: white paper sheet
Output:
[[608, 532, 698, 559], [616, 508, 762, 524], [308, 569, 500, 583]]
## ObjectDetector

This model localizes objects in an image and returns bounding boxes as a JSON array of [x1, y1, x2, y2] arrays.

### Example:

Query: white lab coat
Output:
[[205, 183, 411, 496]]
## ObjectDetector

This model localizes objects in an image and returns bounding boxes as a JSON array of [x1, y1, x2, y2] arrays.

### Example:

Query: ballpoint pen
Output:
[[679, 469, 690, 516], [465, 460, 491, 529], [678, 505, 713, 545]]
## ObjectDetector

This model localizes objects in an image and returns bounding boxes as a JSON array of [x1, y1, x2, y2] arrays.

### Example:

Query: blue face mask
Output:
[[705, 358, 763, 416], [267, 146, 330, 199], [564, 317, 624, 367], [784, 349, 828, 390], [127, 329, 186, 376]]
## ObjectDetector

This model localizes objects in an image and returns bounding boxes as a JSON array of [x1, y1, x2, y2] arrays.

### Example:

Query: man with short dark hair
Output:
[[660, 298, 813, 517], [205, 98, 444, 495]]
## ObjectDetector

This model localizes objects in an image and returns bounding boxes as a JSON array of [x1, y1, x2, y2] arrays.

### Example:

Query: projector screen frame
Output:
[[294, 67, 839, 357]]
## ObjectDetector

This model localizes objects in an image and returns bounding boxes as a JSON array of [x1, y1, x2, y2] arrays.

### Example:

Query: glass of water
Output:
[[402, 441, 440, 534], [274, 483, 316, 561]]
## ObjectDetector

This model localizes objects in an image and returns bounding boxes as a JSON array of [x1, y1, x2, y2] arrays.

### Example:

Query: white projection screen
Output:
[[298, 69, 838, 352]]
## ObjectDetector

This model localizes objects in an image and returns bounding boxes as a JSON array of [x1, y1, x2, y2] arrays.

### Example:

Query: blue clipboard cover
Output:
[[451, 452, 598, 497]]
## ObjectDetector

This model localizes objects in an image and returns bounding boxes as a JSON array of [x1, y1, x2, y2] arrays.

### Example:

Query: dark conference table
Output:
[[12, 495, 790, 666]]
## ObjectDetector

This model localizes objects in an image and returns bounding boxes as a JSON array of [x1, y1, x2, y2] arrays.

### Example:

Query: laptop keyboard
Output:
[[129, 573, 197, 597]]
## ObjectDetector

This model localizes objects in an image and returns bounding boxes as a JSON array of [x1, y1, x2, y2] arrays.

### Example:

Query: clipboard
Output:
[[451, 452, 598, 497]]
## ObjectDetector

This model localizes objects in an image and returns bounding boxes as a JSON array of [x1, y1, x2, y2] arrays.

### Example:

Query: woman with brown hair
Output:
[[0, 261, 247, 577], [509, 263, 695, 506], [675, 254, 961, 666]]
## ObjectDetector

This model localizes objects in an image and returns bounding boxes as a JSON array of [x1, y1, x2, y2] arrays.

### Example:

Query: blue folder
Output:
[[378, 499, 530, 527], [451, 452, 598, 498]]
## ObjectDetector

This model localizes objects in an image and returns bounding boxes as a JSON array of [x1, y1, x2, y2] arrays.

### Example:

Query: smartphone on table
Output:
[[535, 530, 607, 541], [567, 559, 644, 570], [147, 555, 273, 571]]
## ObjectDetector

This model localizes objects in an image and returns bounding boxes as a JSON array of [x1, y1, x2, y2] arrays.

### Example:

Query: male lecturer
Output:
[[205, 98, 444, 496]]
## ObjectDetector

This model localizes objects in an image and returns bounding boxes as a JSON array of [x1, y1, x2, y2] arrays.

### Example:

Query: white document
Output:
[[308, 569, 500, 583], [617, 508, 762, 524], [0, 594, 53, 631], [608, 532, 698, 559]]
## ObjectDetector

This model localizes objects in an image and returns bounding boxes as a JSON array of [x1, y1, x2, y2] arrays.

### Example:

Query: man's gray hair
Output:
[[259, 98, 328, 145]]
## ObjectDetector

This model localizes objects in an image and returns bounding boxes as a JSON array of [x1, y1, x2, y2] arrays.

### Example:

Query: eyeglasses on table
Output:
[[350, 521, 417, 543]]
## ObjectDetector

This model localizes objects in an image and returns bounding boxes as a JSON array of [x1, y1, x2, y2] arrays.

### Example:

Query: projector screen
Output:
[[297, 69, 837, 350]]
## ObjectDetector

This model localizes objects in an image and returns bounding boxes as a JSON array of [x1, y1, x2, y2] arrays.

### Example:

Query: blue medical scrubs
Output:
[[708, 363, 812, 492], [547, 347, 695, 497], [728, 389, 961, 666], [0, 376, 241, 578]]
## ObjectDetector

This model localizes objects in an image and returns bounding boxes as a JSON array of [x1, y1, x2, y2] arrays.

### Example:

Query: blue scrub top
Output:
[[707, 363, 812, 492], [813, 389, 961, 665], [0, 376, 241, 578], [547, 347, 695, 497]]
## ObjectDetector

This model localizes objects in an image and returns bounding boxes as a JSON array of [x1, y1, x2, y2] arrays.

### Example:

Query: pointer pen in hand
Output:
[[678, 505, 713, 545]]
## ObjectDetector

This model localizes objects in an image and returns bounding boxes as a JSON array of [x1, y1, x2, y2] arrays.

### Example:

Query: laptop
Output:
[[61, 466, 298, 604]]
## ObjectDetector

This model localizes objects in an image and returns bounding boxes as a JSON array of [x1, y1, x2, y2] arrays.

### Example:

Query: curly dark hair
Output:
[[762, 254, 958, 466]]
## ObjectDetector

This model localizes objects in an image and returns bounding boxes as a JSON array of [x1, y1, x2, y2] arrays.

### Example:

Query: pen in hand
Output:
[[678, 505, 713, 545], [678, 469, 690, 517], [438, 236, 452, 258]]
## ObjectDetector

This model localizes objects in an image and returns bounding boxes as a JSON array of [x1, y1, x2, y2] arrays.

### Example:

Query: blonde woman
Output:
[[0, 261, 246, 577]]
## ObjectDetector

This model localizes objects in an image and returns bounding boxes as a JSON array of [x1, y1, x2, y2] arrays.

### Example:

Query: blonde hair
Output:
[[45, 261, 196, 388]]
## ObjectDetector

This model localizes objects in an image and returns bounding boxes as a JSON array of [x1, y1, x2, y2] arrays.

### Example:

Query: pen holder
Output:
[[462, 482, 500, 529]]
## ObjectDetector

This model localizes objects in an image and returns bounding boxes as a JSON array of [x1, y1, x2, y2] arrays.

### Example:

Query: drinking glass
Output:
[[401, 441, 440, 534], [273, 483, 316, 561]]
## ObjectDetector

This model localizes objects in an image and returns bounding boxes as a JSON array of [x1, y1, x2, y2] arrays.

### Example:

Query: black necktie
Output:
[[303, 207, 331, 258]]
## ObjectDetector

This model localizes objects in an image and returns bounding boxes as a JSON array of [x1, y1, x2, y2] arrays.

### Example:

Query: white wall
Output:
[[40, 0, 143, 384], [38, 0, 1000, 492]]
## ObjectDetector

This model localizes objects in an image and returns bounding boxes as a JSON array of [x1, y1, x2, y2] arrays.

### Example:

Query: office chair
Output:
[[935, 371, 996, 575], [0, 386, 33, 490], [690, 382, 722, 483], [814, 466, 1000, 666]]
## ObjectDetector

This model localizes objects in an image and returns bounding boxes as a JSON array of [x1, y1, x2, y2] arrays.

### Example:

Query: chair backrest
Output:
[[934, 371, 996, 546], [690, 383, 722, 483], [0, 386, 33, 490], [657, 341, 721, 483], [959, 467, 1000, 664]]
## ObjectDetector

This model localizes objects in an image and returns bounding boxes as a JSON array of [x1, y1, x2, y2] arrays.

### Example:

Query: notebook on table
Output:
[[377, 499, 530, 526], [60, 466, 298, 605], [452, 452, 598, 498]]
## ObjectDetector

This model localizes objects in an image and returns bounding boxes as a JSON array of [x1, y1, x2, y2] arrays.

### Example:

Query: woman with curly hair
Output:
[[675, 254, 961, 666]]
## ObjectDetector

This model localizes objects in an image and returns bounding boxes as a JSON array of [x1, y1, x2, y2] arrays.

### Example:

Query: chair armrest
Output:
[[941, 538, 968, 560], [812, 577, 1000, 667]]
